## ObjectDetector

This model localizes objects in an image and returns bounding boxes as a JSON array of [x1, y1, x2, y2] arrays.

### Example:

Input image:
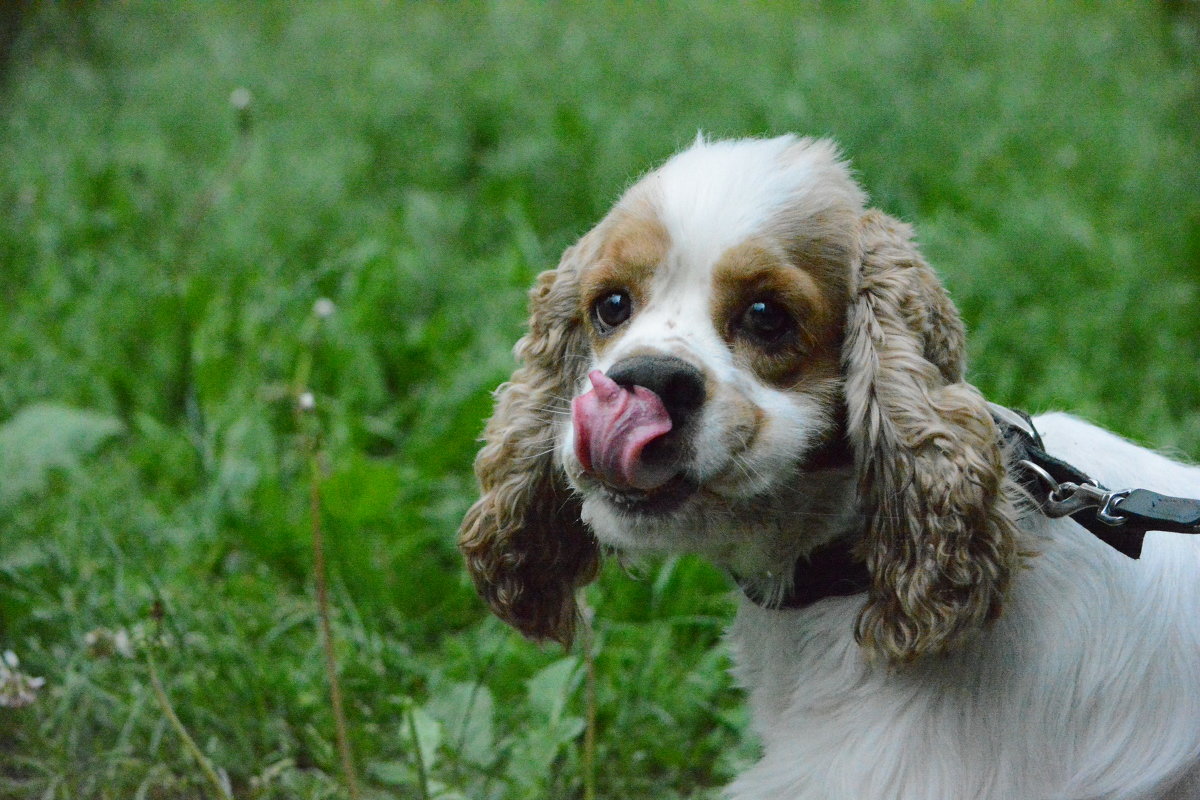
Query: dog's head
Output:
[[459, 135, 1020, 663]]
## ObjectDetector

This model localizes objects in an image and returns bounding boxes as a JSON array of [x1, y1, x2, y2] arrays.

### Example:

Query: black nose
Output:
[[606, 354, 706, 427]]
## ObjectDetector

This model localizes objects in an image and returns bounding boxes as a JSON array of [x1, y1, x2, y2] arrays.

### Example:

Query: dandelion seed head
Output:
[[313, 297, 336, 318], [229, 87, 252, 111]]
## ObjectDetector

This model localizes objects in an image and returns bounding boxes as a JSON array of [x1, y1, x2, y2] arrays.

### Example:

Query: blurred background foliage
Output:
[[0, 1, 1196, 798]]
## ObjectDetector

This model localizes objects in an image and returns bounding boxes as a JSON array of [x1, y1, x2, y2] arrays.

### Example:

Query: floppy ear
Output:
[[843, 210, 1021, 663], [458, 236, 600, 647]]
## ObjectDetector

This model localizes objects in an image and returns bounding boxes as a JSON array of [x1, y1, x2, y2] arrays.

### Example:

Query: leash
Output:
[[991, 403, 1200, 560], [737, 406, 1200, 610]]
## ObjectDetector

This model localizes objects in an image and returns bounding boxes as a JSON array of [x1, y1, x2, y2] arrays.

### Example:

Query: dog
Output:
[[459, 134, 1200, 799]]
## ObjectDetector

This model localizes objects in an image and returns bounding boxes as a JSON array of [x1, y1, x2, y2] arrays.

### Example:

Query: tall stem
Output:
[[306, 422, 361, 799], [145, 647, 232, 800]]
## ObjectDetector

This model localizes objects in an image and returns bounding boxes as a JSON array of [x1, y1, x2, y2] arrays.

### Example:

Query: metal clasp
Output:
[[1017, 459, 1129, 525]]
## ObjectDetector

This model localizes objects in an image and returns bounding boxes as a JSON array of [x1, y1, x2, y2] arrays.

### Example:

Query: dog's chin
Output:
[[571, 469, 701, 550]]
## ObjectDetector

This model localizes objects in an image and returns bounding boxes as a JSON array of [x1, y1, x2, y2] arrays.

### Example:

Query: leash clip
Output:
[[1017, 459, 1129, 524]]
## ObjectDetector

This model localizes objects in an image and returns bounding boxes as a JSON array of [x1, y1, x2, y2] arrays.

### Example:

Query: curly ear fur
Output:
[[844, 211, 1021, 664], [458, 238, 599, 647]]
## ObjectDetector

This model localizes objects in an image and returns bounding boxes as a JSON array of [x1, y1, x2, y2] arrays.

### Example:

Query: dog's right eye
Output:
[[593, 290, 632, 331], [739, 299, 794, 345]]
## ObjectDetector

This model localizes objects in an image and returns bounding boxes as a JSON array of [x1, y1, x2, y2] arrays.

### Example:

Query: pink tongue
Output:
[[572, 370, 674, 491]]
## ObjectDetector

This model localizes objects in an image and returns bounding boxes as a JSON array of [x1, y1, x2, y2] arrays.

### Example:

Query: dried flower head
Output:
[[84, 627, 136, 660], [0, 650, 46, 708]]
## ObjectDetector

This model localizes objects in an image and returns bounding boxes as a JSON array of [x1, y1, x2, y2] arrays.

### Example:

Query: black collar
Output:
[[736, 534, 871, 610]]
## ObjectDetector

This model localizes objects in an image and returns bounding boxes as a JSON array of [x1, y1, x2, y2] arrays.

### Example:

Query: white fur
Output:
[[726, 414, 1200, 800], [650, 135, 834, 265]]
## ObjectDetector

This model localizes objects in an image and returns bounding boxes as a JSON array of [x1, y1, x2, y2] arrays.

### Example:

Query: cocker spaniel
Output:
[[459, 135, 1200, 799]]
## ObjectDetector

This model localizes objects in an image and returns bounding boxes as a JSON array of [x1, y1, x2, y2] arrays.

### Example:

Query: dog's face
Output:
[[460, 135, 1020, 663], [558, 138, 863, 564]]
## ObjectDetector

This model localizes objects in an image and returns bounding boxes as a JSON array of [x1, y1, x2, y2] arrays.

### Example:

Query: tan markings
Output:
[[577, 209, 670, 353], [721, 396, 765, 455], [711, 238, 848, 388]]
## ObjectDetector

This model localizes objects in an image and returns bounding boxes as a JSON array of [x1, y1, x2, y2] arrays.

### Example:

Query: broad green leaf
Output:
[[525, 656, 582, 725], [407, 704, 442, 773], [505, 714, 585, 796], [367, 760, 413, 787], [0, 404, 123, 510], [425, 681, 496, 768]]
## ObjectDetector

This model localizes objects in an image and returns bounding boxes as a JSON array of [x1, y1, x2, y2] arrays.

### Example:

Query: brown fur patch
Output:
[[844, 211, 1021, 664], [711, 238, 846, 388], [577, 211, 669, 353]]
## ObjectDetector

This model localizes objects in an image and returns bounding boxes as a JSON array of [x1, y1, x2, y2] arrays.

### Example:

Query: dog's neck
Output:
[[716, 454, 862, 604]]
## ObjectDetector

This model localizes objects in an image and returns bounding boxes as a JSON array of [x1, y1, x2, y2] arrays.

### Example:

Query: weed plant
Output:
[[0, 2, 1196, 798]]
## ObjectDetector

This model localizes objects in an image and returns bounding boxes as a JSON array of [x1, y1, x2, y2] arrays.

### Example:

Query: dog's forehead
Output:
[[619, 135, 859, 271]]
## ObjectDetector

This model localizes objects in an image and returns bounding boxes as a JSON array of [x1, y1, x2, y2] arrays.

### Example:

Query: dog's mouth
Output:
[[596, 473, 699, 516]]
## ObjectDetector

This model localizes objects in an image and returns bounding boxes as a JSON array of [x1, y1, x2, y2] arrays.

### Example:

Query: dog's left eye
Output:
[[593, 290, 633, 331], [740, 299, 794, 344]]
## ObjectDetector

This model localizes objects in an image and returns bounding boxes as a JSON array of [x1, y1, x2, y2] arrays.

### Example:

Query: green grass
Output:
[[0, 2, 1196, 798]]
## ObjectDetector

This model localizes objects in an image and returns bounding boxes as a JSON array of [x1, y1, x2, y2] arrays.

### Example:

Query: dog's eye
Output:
[[593, 290, 632, 331], [740, 299, 793, 344]]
